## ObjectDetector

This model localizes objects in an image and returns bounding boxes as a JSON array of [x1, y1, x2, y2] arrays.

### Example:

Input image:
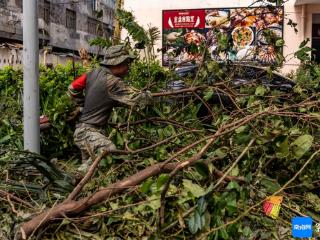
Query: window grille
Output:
[[66, 9, 76, 30]]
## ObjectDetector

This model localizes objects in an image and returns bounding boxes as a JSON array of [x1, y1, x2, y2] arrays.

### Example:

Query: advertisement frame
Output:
[[161, 6, 285, 66]]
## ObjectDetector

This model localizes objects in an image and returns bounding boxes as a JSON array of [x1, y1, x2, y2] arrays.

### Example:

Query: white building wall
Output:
[[0, 47, 81, 69]]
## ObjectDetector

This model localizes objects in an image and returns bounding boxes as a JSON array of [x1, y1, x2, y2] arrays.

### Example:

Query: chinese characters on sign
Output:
[[163, 10, 205, 29], [162, 7, 284, 66]]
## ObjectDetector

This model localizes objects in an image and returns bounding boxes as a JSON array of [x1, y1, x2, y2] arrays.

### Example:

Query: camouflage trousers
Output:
[[74, 126, 116, 163]]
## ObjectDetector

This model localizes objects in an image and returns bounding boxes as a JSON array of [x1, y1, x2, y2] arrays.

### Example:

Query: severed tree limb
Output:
[[17, 153, 242, 240], [68, 130, 201, 201], [17, 162, 179, 239], [157, 111, 273, 226], [20, 111, 261, 237], [17, 103, 318, 239]]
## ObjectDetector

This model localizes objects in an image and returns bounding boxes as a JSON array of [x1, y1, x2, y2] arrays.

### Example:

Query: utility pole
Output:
[[23, 0, 40, 153]]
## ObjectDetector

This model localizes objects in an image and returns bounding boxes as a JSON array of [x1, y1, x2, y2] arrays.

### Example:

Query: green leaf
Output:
[[234, 132, 252, 145], [156, 174, 169, 189], [100, 158, 108, 168], [188, 212, 198, 234], [53, 112, 59, 122], [226, 198, 237, 214], [299, 38, 309, 48], [0, 135, 11, 144], [141, 178, 153, 194], [276, 136, 289, 158], [230, 165, 239, 177], [212, 147, 228, 159], [235, 126, 247, 134], [194, 211, 202, 230], [116, 132, 124, 146], [53, 180, 74, 192], [183, 179, 205, 198], [188, 210, 206, 234], [260, 177, 281, 193], [197, 197, 208, 214], [291, 134, 314, 159], [304, 192, 320, 212], [226, 181, 240, 191], [243, 226, 252, 237], [146, 195, 160, 210], [276, 39, 285, 47], [255, 86, 266, 96], [220, 227, 229, 239]]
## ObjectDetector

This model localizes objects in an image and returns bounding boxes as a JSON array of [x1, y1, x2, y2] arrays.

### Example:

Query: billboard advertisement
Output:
[[162, 7, 284, 66]]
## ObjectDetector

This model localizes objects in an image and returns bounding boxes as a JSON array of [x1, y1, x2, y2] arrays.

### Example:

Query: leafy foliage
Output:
[[125, 60, 170, 90], [0, 58, 319, 239], [1, 2, 320, 240], [0, 64, 85, 157], [116, 9, 161, 63]]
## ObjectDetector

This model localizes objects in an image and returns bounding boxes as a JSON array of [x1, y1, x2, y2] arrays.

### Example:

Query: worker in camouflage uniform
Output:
[[68, 45, 152, 171]]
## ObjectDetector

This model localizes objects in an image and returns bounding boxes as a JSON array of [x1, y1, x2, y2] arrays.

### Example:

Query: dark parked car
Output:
[[164, 63, 296, 123], [173, 63, 295, 91]]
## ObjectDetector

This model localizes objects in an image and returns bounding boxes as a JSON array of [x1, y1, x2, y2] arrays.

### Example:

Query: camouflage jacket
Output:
[[68, 66, 151, 126]]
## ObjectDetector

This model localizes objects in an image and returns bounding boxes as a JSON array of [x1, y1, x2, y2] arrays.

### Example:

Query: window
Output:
[[44, 0, 50, 23], [88, 17, 98, 35], [87, 17, 102, 36], [66, 9, 76, 30], [39, 0, 50, 22], [312, 14, 320, 63], [0, 0, 6, 8], [91, 0, 98, 12]]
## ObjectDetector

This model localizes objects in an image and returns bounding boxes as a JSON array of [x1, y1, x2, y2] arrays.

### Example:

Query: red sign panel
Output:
[[163, 10, 205, 29]]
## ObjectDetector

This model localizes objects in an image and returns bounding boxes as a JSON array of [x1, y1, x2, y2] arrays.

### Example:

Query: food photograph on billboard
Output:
[[162, 7, 284, 66]]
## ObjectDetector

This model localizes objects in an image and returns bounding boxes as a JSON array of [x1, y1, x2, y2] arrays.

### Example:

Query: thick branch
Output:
[[18, 162, 177, 239], [18, 102, 319, 239], [18, 154, 244, 240]]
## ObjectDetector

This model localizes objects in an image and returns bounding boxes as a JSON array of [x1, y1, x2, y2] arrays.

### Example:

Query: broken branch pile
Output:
[[1, 62, 320, 239]]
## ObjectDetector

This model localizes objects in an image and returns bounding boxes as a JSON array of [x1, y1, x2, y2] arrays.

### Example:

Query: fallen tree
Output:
[[16, 97, 320, 239], [1, 6, 320, 237]]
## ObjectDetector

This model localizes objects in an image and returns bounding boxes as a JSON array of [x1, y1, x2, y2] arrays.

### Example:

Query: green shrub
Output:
[[0, 63, 86, 158]]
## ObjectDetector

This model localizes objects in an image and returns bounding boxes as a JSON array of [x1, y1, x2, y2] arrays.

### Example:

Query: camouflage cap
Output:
[[100, 45, 136, 66]]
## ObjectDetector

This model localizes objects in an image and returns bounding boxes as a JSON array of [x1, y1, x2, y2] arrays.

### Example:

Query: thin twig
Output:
[[213, 139, 255, 189], [0, 189, 34, 209], [108, 129, 203, 156], [212, 169, 246, 183], [66, 151, 109, 201], [282, 203, 307, 217]]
